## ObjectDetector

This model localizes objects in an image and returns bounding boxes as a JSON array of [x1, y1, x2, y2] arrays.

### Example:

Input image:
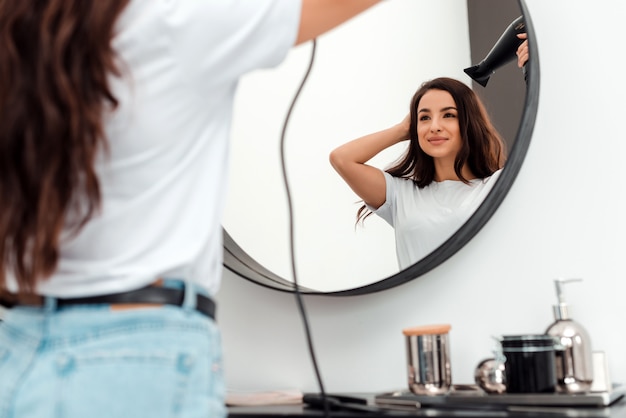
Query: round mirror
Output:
[[223, 0, 538, 295]]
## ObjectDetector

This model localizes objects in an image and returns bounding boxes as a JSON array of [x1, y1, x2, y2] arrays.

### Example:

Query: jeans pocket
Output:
[[54, 349, 201, 418], [0, 331, 40, 418]]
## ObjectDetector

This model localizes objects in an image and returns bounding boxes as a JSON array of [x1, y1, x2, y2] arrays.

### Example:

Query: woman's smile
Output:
[[427, 136, 448, 145]]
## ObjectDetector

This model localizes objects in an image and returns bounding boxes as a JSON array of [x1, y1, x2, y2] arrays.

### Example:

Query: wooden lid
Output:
[[402, 324, 451, 336]]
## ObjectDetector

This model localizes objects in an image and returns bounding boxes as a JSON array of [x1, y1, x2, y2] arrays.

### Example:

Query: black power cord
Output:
[[278, 39, 331, 418]]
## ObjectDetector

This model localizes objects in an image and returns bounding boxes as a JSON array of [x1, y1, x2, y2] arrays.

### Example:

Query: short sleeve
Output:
[[367, 171, 396, 227]]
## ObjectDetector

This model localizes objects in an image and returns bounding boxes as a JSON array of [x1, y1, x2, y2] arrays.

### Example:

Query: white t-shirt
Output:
[[8, 0, 301, 297], [372, 169, 503, 269]]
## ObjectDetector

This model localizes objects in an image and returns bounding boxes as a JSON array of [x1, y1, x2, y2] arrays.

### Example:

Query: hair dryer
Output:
[[464, 15, 526, 87]]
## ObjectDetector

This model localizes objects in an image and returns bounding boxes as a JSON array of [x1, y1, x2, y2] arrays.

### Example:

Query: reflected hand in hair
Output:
[[516, 33, 529, 68], [329, 113, 410, 212]]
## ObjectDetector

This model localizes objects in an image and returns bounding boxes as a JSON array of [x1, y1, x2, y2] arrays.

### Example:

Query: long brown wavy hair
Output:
[[357, 77, 506, 224], [0, 0, 130, 293]]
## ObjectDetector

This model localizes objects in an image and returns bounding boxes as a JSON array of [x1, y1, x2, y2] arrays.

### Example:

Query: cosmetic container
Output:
[[545, 278, 594, 393]]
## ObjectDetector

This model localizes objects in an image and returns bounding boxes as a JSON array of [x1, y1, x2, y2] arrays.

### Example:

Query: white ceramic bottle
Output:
[[545, 278, 594, 393]]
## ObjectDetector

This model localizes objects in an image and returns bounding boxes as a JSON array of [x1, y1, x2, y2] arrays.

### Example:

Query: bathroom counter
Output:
[[227, 393, 626, 418]]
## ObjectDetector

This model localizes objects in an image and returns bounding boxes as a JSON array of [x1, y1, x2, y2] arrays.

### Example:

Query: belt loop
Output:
[[43, 296, 58, 313], [181, 274, 197, 312]]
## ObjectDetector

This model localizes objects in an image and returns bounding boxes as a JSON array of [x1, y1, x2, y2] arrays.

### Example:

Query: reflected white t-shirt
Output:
[[6, 0, 301, 297], [372, 169, 503, 269]]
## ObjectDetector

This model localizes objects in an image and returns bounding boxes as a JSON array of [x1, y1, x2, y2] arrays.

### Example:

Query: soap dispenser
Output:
[[545, 278, 594, 393]]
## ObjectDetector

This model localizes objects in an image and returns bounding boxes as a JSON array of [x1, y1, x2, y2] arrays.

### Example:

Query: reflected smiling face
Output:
[[416, 89, 463, 175]]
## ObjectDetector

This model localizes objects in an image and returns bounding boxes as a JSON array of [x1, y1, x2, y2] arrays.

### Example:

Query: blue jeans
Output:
[[0, 284, 225, 418]]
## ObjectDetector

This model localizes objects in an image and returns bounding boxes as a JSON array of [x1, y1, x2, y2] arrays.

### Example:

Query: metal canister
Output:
[[403, 324, 452, 395]]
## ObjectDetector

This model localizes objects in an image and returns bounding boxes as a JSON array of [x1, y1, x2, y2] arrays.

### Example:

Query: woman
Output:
[[0, 1, 382, 417], [329, 77, 505, 269]]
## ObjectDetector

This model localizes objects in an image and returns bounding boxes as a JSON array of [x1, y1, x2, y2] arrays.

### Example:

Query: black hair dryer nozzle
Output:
[[464, 15, 526, 87]]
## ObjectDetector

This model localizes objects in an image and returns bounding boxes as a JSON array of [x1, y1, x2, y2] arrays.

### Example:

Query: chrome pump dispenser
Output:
[[545, 278, 594, 393]]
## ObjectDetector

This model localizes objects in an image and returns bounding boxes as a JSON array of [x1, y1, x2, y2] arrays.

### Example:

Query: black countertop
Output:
[[228, 391, 626, 418]]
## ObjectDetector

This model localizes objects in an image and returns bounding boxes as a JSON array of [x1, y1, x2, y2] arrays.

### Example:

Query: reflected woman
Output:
[[329, 77, 505, 269]]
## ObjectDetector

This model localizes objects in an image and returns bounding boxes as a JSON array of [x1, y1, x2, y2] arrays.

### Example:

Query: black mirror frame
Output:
[[223, 0, 539, 297]]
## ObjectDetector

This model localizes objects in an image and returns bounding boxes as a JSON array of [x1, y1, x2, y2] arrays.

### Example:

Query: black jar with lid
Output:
[[501, 334, 558, 393]]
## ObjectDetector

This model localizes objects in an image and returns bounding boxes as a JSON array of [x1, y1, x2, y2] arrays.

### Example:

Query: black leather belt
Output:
[[0, 286, 216, 321]]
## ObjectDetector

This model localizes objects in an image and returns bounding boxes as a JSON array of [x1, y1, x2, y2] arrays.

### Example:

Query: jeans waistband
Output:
[[0, 280, 216, 321]]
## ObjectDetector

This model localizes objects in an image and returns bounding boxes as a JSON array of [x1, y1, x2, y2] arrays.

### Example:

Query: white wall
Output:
[[217, 0, 626, 394]]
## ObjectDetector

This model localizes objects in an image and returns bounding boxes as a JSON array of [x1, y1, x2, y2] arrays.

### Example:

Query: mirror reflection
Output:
[[224, 0, 529, 292], [329, 77, 508, 270]]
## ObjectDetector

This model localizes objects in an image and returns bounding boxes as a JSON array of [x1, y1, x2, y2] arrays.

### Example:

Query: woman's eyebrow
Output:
[[418, 106, 457, 113]]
